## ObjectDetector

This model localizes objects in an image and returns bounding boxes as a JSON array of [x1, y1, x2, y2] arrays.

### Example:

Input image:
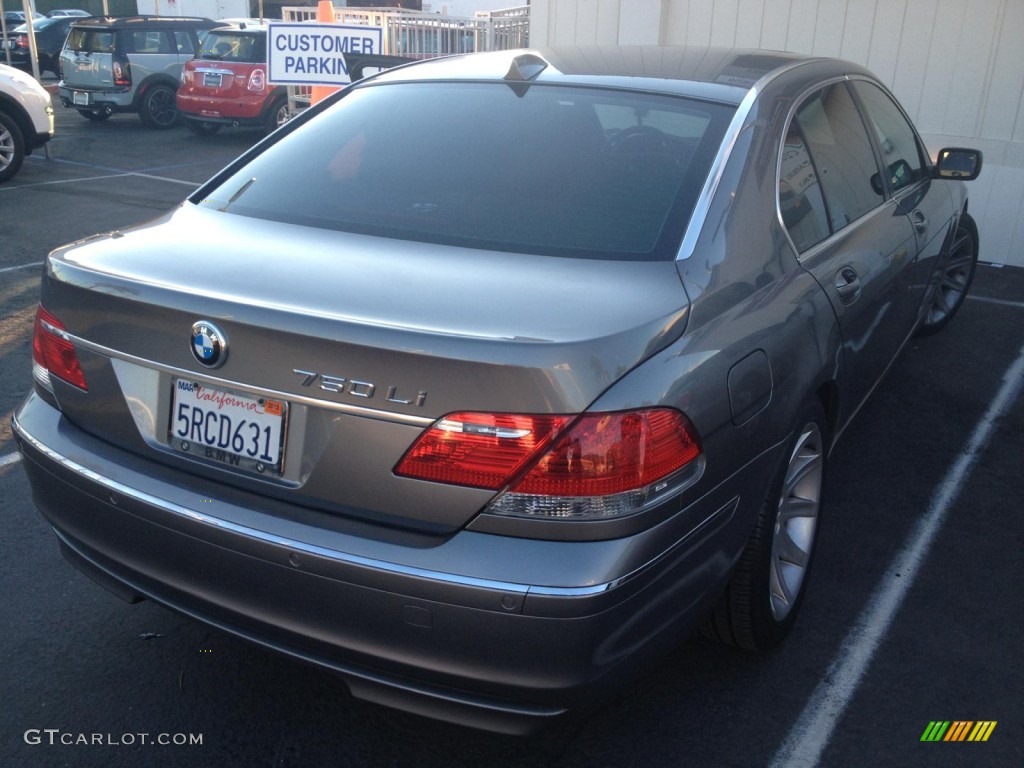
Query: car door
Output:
[[779, 81, 920, 422]]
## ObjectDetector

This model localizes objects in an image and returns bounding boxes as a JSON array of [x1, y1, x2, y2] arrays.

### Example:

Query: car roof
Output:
[[368, 46, 871, 104], [70, 15, 217, 29]]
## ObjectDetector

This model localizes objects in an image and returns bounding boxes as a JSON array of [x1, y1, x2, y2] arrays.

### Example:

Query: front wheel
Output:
[[916, 214, 978, 336], [139, 84, 180, 129], [0, 110, 27, 183], [702, 402, 827, 650]]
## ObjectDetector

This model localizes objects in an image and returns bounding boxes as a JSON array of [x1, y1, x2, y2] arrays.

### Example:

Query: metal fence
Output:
[[281, 5, 528, 57], [281, 4, 530, 112]]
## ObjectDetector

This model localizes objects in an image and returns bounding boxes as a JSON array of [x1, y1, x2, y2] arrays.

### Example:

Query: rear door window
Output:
[[850, 81, 926, 194], [791, 83, 883, 232], [124, 30, 174, 55], [174, 30, 196, 56]]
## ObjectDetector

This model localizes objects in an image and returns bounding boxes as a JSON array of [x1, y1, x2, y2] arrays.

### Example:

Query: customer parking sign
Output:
[[268, 24, 384, 85]]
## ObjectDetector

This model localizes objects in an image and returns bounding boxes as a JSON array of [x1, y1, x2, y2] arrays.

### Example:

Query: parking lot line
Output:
[[0, 262, 44, 275], [770, 340, 1024, 768], [967, 295, 1024, 309], [0, 452, 22, 469], [3, 170, 201, 191]]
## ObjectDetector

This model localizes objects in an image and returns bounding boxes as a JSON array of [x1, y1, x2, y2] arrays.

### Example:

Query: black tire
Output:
[[186, 120, 222, 136], [77, 109, 112, 122], [139, 84, 180, 129], [0, 110, 27, 183], [916, 214, 978, 336], [702, 401, 827, 650], [263, 97, 289, 136]]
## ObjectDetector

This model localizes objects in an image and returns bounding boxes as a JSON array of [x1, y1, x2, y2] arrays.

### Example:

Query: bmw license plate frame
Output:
[[169, 379, 287, 474]]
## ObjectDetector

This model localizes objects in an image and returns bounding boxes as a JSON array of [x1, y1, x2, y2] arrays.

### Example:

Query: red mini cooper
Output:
[[177, 23, 289, 136]]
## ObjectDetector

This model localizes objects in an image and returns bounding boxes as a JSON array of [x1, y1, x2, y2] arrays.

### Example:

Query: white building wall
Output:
[[531, 0, 1024, 267]]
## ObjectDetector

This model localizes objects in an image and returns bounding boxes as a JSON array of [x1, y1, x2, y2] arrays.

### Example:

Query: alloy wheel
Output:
[[769, 421, 824, 621]]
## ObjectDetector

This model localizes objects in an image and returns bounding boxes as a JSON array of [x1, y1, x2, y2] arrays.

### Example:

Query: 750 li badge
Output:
[[292, 368, 427, 407]]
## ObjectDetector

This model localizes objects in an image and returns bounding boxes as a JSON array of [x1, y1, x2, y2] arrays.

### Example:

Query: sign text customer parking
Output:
[[268, 24, 384, 85]]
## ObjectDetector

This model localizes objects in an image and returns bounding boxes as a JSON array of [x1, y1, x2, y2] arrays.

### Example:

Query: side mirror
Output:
[[933, 147, 982, 181]]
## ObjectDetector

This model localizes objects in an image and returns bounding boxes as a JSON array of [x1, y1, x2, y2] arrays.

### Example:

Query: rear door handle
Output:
[[834, 266, 861, 304]]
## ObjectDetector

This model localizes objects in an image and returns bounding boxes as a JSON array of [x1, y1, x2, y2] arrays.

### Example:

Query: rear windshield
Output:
[[198, 31, 265, 63], [196, 82, 734, 260], [65, 27, 114, 53]]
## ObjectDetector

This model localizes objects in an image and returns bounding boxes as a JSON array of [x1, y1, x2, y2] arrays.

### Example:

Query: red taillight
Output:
[[511, 409, 701, 497], [113, 59, 130, 87], [395, 413, 571, 490], [15, 35, 29, 49], [396, 408, 702, 520], [32, 306, 87, 391], [247, 68, 266, 92]]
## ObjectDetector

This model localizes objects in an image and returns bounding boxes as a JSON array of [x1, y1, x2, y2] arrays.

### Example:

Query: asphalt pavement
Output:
[[1, 100, 1022, 768]]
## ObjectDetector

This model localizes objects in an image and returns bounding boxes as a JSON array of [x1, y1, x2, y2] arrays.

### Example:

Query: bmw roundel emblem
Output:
[[190, 320, 228, 368]]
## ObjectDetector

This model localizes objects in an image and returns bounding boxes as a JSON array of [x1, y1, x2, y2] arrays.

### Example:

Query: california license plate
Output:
[[72, 91, 89, 106], [170, 379, 286, 472], [203, 72, 223, 87]]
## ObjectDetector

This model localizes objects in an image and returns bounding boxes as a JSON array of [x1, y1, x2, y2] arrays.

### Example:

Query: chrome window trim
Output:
[[677, 57, 821, 262], [775, 74, 933, 262]]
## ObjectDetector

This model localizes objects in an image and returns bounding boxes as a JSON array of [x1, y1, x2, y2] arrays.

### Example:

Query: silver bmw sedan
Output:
[[14, 46, 981, 733]]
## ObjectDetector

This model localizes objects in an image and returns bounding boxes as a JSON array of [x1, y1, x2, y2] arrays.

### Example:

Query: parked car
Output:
[[14, 47, 981, 733], [0, 62, 53, 182], [47, 9, 91, 16], [177, 23, 289, 136], [57, 15, 218, 128], [2, 11, 28, 27], [3, 15, 79, 77]]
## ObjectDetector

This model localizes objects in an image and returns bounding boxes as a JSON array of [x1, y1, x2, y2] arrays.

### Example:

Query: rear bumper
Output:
[[13, 391, 771, 732], [177, 92, 266, 124], [58, 84, 133, 111]]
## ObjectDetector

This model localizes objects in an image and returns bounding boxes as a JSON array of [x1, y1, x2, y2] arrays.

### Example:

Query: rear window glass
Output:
[[197, 82, 733, 260], [199, 31, 265, 63], [66, 28, 115, 53]]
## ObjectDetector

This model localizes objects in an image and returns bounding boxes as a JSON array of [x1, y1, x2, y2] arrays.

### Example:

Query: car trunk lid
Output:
[[39, 205, 691, 532]]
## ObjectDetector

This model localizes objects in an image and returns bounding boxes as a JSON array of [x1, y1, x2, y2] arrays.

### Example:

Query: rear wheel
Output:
[[139, 84, 179, 129], [916, 214, 978, 336], [702, 402, 826, 650], [77, 109, 111, 122], [264, 97, 290, 135], [0, 110, 26, 183], [186, 120, 222, 136]]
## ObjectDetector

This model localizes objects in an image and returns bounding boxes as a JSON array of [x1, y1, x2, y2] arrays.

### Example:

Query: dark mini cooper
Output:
[[15, 47, 980, 733]]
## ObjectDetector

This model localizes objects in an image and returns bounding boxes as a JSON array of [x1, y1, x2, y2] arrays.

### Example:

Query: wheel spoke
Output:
[[778, 494, 818, 523], [774, 527, 810, 568]]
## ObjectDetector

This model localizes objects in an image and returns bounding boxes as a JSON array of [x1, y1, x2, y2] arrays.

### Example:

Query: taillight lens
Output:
[[395, 413, 572, 490], [15, 35, 28, 49], [396, 408, 703, 520], [113, 59, 130, 87], [32, 306, 88, 392], [247, 68, 266, 92]]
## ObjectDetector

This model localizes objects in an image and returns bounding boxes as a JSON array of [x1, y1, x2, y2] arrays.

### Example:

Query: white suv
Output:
[[0, 63, 54, 183]]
